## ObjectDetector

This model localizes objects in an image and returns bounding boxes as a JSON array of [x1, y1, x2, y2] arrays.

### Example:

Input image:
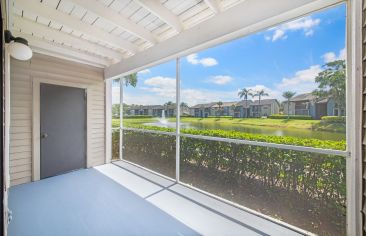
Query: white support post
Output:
[[175, 58, 181, 182], [119, 78, 124, 160], [105, 80, 112, 164], [346, 0, 363, 235], [4, 46, 11, 234]]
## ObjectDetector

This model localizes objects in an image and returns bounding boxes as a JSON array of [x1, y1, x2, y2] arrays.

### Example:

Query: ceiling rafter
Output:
[[134, 0, 183, 33], [204, 0, 221, 14], [69, 0, 157, 44], [13, 31, 111, 67], [14, 0, 139, 54], [12, 15, 124, 63]]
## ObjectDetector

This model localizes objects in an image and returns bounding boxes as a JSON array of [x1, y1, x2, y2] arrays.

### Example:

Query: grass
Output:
[[113, 117, 345, 133]]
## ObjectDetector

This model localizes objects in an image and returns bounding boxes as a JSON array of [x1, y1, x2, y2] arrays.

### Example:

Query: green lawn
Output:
[[113, 116, 345, 133]]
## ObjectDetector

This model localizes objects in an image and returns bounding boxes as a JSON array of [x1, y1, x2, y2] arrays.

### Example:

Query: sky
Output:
[[113, 4, 346, 106]]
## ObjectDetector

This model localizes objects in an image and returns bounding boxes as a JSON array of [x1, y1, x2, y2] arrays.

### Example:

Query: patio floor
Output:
[[8, 161, 304, 236]]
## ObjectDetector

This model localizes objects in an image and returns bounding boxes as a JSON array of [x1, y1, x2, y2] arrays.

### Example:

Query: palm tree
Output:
[[238, 88, 251, 118], [252, 89, 269, 117], [282, 91, 296, 119], [217, 101, 223, 117]]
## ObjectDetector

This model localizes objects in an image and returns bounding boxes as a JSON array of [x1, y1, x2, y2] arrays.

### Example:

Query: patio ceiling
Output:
[[9, 0, 343, 75]]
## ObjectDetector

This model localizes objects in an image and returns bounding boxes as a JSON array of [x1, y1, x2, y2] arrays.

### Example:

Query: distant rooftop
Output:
[[289, 93, 317, 102]]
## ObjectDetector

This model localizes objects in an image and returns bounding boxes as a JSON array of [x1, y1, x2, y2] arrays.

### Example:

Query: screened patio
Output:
[[3, 0, 362, 236]]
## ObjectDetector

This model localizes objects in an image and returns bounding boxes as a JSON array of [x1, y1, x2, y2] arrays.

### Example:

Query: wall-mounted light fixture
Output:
[[5, 30, 32, 61]]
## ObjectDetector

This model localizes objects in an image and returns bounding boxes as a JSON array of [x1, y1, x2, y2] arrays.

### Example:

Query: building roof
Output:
[[129, 105, 164, 109], [251, 99, 279, 106], [190, 102, 217, 109], [289, 93, 317, 102], [211, 101, 239, 108], [235, 100, 253, 108]]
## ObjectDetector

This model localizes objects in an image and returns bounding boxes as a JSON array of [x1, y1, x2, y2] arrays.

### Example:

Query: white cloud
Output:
[[186, 53, 218, 67], [112, 86, 120, 104], [137, 69, 150, 74], [272, 29, 286, 41], [243, 85, 281, 100], [275, 65, 322, 96], [143, 76, 176, 98], [322, 48, 346, 63], [266, 16, 321, 42], [181, 89, 237, 106], [208, 75, 233, 85], [322, 52, 337, 63]]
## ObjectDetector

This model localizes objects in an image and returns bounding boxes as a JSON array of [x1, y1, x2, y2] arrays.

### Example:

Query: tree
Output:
[[180, 102, 188, 107], [217, 101, 223, 117], [238, 88, 251, 118], [251, 89, 269, 117], [112, 103, 129, 118], [112, 104, 120, 118], [123, 72, 138, 87], [282, 91, 296, 119], [313, 60, 346, 117], [231, 104, 236, 118], [164, 101, 174, 106]]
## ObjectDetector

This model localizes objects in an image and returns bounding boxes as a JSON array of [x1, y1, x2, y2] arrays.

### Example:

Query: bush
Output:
[[321, 116, 346, 123], [269, 114, 313, 120], [116, 128, 346, 214], [124, 115, 153, 119], [125, 124, 346, 150], [206, 116, 233, 118]]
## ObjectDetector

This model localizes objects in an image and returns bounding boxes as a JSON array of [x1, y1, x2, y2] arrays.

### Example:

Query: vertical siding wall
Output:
[[9, 53, 105, 186]]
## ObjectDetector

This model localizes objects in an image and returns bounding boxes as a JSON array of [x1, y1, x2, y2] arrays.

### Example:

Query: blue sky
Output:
[[114, 4, 346, 106]]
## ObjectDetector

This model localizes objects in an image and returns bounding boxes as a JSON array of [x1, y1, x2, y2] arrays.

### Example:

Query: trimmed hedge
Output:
[[321, 116, 346, 123], [125, 124, 346, 150], [207, 116, 233, 118], [114, 128, 346, 214], [269, 114, 313, 120], [124, 115, 153, 119]]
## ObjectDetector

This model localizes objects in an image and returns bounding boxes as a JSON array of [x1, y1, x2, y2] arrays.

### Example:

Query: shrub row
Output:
[[123, 115, 153, 119], [125, 124, 346, 150], [206, 116, 234, 118], [268, 114, 313, 120], [114, 129, 346, 213], [321, 116, 346, 123]]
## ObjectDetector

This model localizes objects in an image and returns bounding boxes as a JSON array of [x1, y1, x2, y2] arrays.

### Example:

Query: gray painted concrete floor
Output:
[[9, 161, 304, 236]]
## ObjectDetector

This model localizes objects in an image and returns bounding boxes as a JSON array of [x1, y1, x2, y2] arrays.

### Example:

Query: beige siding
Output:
[[9, 53, 105, 186]]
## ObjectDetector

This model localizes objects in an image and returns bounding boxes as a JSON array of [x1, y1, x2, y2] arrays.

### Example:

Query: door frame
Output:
[[32, 77, 90, 181]]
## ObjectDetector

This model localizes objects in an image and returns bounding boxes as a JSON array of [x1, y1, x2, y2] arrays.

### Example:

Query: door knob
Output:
[[41, 133, 48, 139]]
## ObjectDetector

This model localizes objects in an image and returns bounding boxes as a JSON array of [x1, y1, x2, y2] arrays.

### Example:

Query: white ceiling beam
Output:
[[105, 0, 343, 79], [13, 31, 110, 67], [204, 0, 221, 14], [69, 0, 157, 44], [134, 0, 183, 32], [12, 15, 124, 63], [14, 0, 138, 54]]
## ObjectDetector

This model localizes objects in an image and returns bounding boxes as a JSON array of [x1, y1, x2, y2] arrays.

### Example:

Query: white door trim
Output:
[[32, 77, 90, 181]]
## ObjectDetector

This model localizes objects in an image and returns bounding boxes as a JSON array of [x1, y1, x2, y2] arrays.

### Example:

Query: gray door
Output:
[[40, 83, 86, 179]]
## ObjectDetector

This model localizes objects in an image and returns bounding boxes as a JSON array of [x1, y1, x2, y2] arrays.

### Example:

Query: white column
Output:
[[119, 78, 124, 160], [105, 79, 112, 163], [175, 58, 181, 182], [346, 0, 363, 235]]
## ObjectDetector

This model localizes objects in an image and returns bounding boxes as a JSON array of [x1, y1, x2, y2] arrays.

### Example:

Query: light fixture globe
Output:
[[8, 41, 33, 61], [5, 30, 33, 61]]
